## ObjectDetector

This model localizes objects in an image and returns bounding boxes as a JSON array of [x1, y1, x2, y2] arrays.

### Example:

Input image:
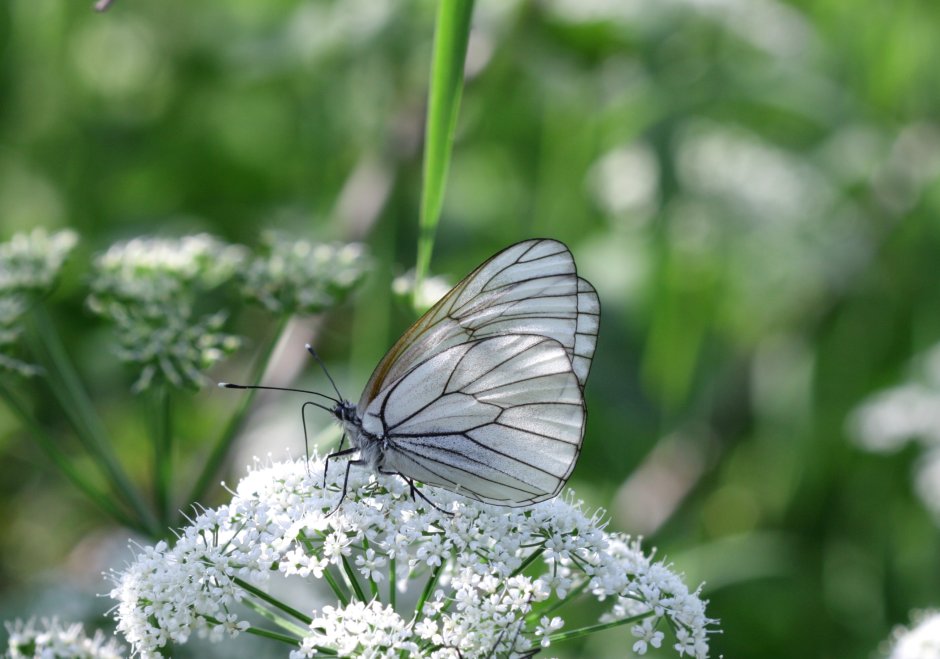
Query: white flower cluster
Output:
[[240, 235, 369, 315], [0, 228, 78, 295], [849, 341, 940, 519], [110, 456, 716, 658], [0, 228, 78, 377], [89, 234, 245, 314], [888, 610, 940, 659], [4, 617, 125, 659], [87, 234, 245, 391]]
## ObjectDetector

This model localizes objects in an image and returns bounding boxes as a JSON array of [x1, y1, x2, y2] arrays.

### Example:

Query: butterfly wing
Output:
[[358, 239, 599, 409], [359, 334, 585, 505]]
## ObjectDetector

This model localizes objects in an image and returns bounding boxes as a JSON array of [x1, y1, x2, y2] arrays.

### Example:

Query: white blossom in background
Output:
[[87, 234, 246, 392], [0, 228, 79, 377], [110, 455, 717, 658], [4, 617, 125, 659], [89, 234, 246, 315], [240, 234, 369, 315], [887, 611, 940, 659], [392, 270, 452, 313], [849, 341, 940, 519]]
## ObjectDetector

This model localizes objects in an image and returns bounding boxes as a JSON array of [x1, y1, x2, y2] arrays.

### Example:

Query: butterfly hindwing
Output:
[[362, 334, 585, 505]]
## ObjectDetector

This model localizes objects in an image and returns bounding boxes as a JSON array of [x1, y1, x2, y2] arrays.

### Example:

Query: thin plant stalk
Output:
[[0, 382, 140, 531], [341, 555, 367, 602], [186, 315, 291, 511], [413, 0, 475, 310], [202, 614, 308, 647], [234, 576, 314, 625], [547, 611, 654, 644], [28, 303, 161, 536], [389, 556, 397, 610], [150, 384, 172, 527]]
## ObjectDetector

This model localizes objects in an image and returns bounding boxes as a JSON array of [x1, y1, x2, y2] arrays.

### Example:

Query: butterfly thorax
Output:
[[333, 400, 386, 471]]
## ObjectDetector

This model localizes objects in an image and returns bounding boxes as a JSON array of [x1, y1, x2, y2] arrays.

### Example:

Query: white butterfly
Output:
[[328, 238, 600, 507], [224, 238, 599, 508]]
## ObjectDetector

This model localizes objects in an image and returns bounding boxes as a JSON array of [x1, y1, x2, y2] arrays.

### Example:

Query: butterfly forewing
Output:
[[366, 334, 585, 505], [358, 239, 597, 409]]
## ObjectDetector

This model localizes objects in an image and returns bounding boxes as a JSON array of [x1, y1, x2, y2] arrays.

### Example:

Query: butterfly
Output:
[[225, 239, 599, 508]]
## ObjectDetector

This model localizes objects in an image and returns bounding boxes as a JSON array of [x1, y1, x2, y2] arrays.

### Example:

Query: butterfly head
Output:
[[332, 399, 358, 425]]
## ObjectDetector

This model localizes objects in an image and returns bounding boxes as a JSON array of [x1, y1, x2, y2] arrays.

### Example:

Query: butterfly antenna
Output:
[[218, 382, 338, 406], [305, 343, 345, 401]]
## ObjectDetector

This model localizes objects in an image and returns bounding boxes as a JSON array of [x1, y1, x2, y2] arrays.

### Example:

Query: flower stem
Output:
[[509, 546, 545, 578], [389, 556, 397, 611], [527, 580, 589, 621], [323, 565, 351, 606], [240, 598, 310, 637], [28, 303, 161, 536], [416, 559, 446, 616], [150, 384, 172, 526], [547, 610, 654, 644], [234, 576, 313, 625], [413, 0, 475, 311], [341, 555, 368, 602], [0, 382, 139, 531], [186, 315, 291, 511], [202, 614, 310, 647]]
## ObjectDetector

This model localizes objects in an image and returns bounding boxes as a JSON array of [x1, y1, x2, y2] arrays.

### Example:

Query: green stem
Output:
[[234, 576, 313, 625], [527, 580, 589, 621], [323, 566, 350, 607], [151, 384, 172, 526], [242, 625, 309, 646], [547, 611, 654, 644], [413, 0, 475, 310], [29, 303, 161, 536], [0, 382, 140, 531], [389, 556, 397, 611], [240, 598, 310, 637], [509, 546, 545, 578], [186, 315, 291, 511], [341, 555, 367, 602], [416, 558, 446, 616], [202, 615, 309, 647]]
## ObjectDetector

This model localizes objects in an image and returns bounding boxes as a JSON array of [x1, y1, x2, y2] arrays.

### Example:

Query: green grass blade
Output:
[[413, 0, 475, 310]]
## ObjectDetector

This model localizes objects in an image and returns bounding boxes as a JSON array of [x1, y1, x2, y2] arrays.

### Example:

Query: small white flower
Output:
[[632, 618, 665, 654], [534, 615, 564, 647], [356, 547, 388, 582]]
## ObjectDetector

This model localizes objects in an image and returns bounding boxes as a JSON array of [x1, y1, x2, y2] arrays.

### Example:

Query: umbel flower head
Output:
[[240, 234, 369, 315], [110, 455, 717, 658], [87, 234, 246, 392], [4, 617, 125, 659], [0, 228, 78, 377]]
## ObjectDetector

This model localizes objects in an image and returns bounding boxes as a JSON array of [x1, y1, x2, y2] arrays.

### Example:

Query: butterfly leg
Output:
[[326, 456, 366, 516], [397, 475, 454, 517], [299, 400, 324, 476], [323, 447, 358, 488]]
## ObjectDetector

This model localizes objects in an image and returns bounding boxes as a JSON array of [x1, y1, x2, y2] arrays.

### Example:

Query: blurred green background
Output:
[[3, 0, 940, 657]]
